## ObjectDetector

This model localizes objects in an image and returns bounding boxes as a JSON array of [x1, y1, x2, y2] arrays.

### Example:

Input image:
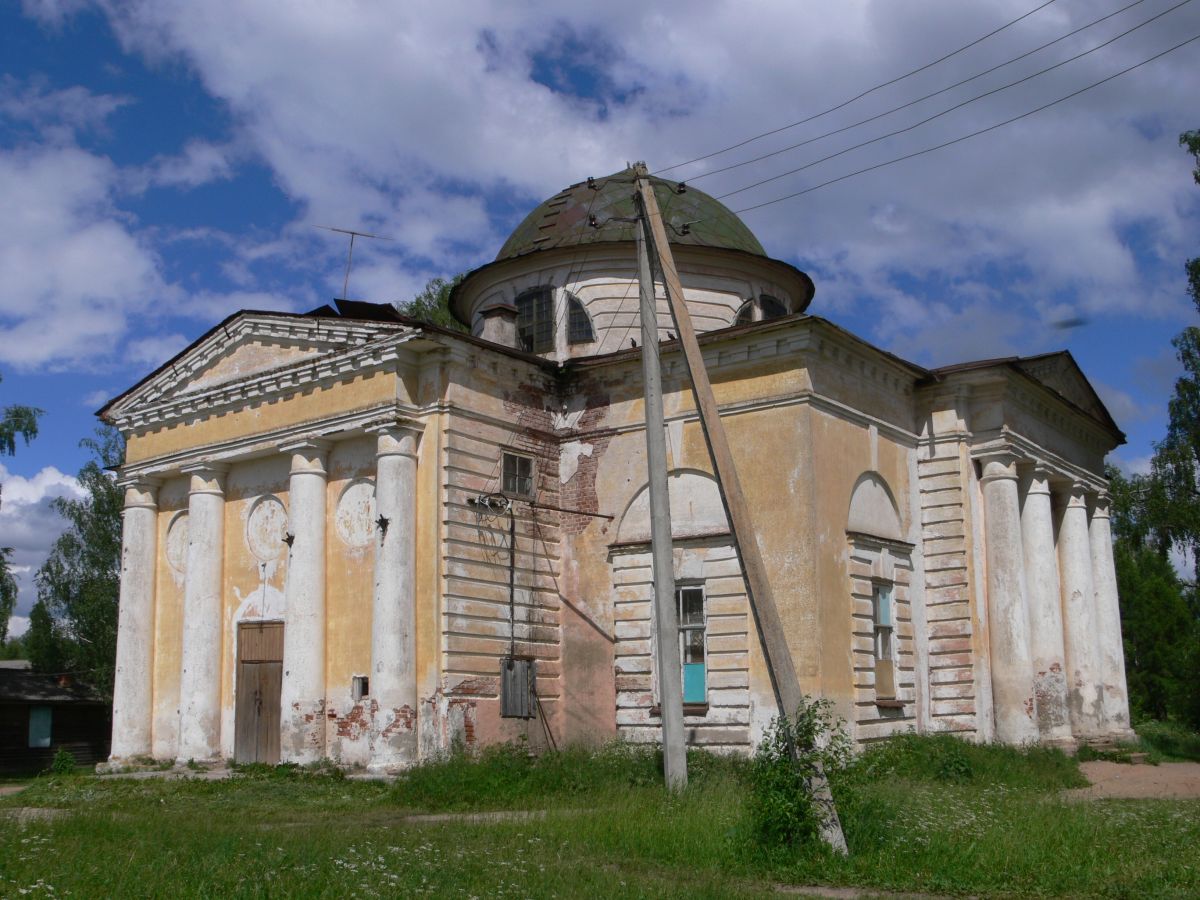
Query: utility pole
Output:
[[633, 163, 847, 853], [636, 209, 687, 791]]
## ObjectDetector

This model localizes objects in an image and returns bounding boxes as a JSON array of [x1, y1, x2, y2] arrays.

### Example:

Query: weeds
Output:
[[747, 696, 850, 850]]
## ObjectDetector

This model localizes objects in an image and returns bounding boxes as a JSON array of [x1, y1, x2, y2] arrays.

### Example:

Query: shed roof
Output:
[[0, 669, 107, 704]]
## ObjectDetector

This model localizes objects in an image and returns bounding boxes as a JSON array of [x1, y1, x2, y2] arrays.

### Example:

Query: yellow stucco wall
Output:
[[150, 477, 189, 758]]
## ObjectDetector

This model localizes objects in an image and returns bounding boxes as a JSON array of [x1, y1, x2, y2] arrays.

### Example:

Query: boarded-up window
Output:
[[28, 705, 52, 749], [500, 657, 535, 718]]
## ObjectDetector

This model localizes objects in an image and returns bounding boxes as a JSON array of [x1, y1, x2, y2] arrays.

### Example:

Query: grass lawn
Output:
[[1, 737, 1197, 898]]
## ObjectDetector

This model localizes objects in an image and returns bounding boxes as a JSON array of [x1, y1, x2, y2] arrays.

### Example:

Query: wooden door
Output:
[[234, 621, 283, 764]]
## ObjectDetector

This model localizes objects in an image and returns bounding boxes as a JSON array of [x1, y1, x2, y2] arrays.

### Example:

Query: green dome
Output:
[[496, 167, 766, 261]]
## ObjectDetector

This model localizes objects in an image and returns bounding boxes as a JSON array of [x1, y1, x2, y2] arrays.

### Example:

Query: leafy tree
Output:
[[0, 630, 27, 660], [398, 274, 468, 332], [1, 371, 41, 457], [1115, 542, 1193, 721], [1109, 130, 1200, 729], [1149, 326, 1200, 568], [30, 426, 124, 695], [1183, 129, 1200, 314], [1, 370, 43, 642], [24, 596, 66, 674]]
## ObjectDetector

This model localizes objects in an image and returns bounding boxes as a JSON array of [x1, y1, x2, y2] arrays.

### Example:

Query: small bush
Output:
[[49, 748, 76, 776], [747, 696, 850, 850]]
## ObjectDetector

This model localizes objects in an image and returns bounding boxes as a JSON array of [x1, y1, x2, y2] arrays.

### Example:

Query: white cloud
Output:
[[0, 77, 129, 138], [1094, 379, 1151, 429], [125, 139, 242, 193], [1111, 453, 1153, 476], [1, 0, 1194, 396], [19, 0, 90, 28], [75, 1, 1195, 337], [0, 462, 82, 628], [81, 389, 111, 407], [0, 141, 175, 370], [7, 615, 30, 639]]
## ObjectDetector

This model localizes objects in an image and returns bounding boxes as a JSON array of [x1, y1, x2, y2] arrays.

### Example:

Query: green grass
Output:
[[0, 736, 1197, 898], [1136, 720, 1200, 761]]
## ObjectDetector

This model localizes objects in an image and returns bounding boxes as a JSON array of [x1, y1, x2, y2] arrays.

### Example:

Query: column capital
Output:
[[976, 450, 1021, 484], [1090, 491, 1112, 519], [119, 477, 161, 510], [181, 463, 228, 495], [1018, 462, 1056, 495], [280, 438, 331, 474], [370, 419, 423, 459], [1051, 479, 1091, 509]]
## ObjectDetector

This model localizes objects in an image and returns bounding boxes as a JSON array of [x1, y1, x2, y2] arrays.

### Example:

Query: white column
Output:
[[279, 440, 329, 764], [368, 424, 421, 772], [1018, 465, 1073, 747], [979, 453, 1039, 744], [1089, 493, 1135, 740], [177, 465, 227, 763], [1055, 482, 1106, 739], [109, 479, 160, 761]]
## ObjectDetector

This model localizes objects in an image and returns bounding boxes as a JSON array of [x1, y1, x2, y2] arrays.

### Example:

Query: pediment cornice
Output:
[[105, 316, 421, 431]]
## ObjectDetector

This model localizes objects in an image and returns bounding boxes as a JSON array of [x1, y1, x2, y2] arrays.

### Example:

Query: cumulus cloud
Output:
[[74, 2, 1194, 335], [125, 139, 242, 192], [0, 462, 82, 633], [0, 142, 173, 369], [0, 77, 129, 139], [3, 0, 1196, 436]]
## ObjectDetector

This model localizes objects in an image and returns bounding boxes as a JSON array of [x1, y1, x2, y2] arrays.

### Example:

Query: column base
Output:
[[1102, 728, 1139, 745], [1040, 735, 1078, 755], [173, 755, 224, 769], [97, 755, 154, 774]]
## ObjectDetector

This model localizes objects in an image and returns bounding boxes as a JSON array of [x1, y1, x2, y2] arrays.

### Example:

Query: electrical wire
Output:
[[727, 31, 1200, 215], [714, 0, 1195, 204], [654, 0, 1063, 175], [687, 0, 1155, 184]]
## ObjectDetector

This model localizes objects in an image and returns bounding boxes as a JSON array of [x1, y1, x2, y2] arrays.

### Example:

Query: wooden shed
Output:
[[0, 663, 111, 774]]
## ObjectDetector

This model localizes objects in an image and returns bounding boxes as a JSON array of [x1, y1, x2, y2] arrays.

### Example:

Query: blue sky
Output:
[[2, 0, 1199, 636]]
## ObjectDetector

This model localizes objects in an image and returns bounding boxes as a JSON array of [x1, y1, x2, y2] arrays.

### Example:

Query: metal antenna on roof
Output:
[[315, 225, 393, 301]]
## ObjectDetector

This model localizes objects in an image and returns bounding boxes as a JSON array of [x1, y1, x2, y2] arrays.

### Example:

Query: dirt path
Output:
[[1065, 760, 1200, 799]]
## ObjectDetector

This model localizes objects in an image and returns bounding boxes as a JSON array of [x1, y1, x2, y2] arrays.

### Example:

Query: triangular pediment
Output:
[[1014, 353, 1118, 432], [104, 312, 407, 416]]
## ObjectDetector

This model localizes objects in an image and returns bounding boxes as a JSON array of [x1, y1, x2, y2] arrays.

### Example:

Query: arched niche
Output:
[[617, 470, 729, 544], [847, 472, 902, 540]]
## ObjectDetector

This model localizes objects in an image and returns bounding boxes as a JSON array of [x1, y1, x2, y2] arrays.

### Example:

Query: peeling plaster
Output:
[[560, 440, 593, 484]]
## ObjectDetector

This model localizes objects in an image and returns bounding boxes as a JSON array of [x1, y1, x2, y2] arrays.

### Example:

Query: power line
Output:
[[727, 31, 1200, 216], [654, 0, 1062, 175], [688, 0, 1154, 185], [714, 0, 1195, 204]]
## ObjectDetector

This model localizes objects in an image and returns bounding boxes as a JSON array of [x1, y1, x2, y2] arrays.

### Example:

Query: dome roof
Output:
[[496, 166, 766, 261]]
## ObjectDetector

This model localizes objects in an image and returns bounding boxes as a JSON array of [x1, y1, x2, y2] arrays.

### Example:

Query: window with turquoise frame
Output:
[[677, 586, 707, 704]]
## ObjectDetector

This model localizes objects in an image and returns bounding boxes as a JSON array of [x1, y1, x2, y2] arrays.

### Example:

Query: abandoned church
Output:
[[101, 168, 1133, 771]]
